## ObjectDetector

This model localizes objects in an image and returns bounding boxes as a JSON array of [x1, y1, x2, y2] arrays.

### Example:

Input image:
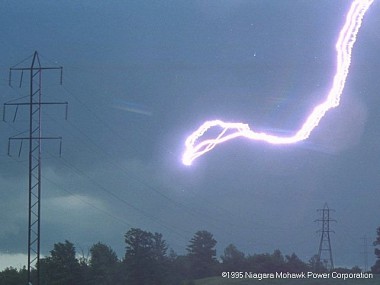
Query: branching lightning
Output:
[[182, 0, 374, 166]]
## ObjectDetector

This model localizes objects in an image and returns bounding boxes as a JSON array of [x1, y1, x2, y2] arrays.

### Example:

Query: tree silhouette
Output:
[[372, 226, 380, 273], [124, 228, 168, 285], [187, 230, 217, 279], [89, 242, 119, 285], [39, 240, 82, 285], [0, 267, 27, 285], [221, 244, 246, 272]]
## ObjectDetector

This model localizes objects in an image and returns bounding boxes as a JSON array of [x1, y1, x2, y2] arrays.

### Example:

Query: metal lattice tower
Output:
[[315, 203, 336, 271], [361, 235, 369, 272], [4, 51, 66, 285]]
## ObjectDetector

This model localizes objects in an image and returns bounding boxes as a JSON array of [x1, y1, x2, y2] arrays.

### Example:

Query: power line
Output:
[[41, 174, 134, 229], [29, 54, 319, 246], [50, 153, 191, 240], [40, 85, 234, 233], [5, 63, 214, 245]]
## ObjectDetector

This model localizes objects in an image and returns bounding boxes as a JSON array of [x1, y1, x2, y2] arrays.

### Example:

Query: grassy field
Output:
[[191, 274, 380, 285]]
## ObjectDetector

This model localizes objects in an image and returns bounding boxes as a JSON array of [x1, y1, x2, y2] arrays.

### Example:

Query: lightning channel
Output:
[[182, 0, 374, 166]]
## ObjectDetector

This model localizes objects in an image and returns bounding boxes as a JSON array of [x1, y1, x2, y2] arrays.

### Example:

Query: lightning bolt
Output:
[[182, 0, 374, 166]]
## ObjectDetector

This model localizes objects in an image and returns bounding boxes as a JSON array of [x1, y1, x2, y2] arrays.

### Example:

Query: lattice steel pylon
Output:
[[361, 235, 369, 272], [5, 51, 66, 285], [315, 203, 336, 271]]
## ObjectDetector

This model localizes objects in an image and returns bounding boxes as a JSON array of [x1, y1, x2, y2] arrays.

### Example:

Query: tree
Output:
[[246, 253, 272, 273], [308, 254, 327, 273], [125, 228, 155, 285], [187, 230, 218, 279], [39, 240, 82, 285], [221, 244, 246, 272], [334, 266, 362, 273], [246, 250, 287, 273], [285, 253, 309, 273], [166, 250, 191, 284], [372, 226, 380, 273], [0, 267, 27, 285], [151, 233, 169, 284], [89, 242, 119, 285], [124, 228, 168, 285], [271, 249, 286, 272]]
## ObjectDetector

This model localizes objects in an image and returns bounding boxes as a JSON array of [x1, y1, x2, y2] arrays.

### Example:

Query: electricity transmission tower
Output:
[[4, 51, 66, 285], [315, 203, 336, 271], [361, 235, 369, 272]]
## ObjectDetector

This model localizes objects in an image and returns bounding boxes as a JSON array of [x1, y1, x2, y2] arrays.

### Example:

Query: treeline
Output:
[[1, 226, 379, 285]]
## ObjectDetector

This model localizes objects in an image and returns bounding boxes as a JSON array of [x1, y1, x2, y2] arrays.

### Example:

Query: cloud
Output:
[[0, 253, 27, 271]]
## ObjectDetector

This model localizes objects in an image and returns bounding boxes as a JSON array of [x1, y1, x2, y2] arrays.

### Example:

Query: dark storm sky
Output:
[[0, 0, 380, 269]]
